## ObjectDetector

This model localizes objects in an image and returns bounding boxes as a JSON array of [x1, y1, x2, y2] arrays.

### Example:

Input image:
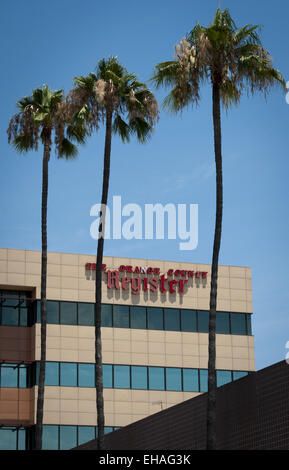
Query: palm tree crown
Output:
[[152, 7, 286, 110], [71, 56, 159, 142], [7, 84, 86, 158]]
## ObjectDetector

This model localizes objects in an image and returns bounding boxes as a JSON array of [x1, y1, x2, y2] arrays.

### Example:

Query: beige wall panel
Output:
[[8, 249, 25, 262], [216, 357, 233, 370], [232, 336, 249, 347], [165, 354, 183, 368], [43, 411, 60, 424], [230, 266, 246, 278], [232, 347, 250, 359], [231, 289, 247, 301], [216, 346, 233, 358], [7, 261, 26, 274], [47, 264, 61, 276], [7, 273, 25, 285], [0, 273, 8, 284], [26, 263, 41, 275], [231, 300, 247, 312], [216, 335, 232, 346], [216, 299, 231, 311], [182, 343, 199, 356], [232, 358, 250, 370], [0, 248, 8, 260]]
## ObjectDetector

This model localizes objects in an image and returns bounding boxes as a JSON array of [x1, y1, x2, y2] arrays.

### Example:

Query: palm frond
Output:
[[57, 138, 78, 159], [13, 134, 35, 153], [113, 115, 130, 142], [129, 117, 153, 143]]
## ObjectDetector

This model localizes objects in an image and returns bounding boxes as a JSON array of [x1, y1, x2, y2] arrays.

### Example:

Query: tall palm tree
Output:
[[7, 85, 87, 449], [71, 57, 159, 449], [152, 8, 285, 449]]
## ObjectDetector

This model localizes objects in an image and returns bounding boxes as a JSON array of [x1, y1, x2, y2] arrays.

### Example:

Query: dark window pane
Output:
[[2, 307, 18, 326], [233, 371, 248, 381], [103, 365, 113, 388], [78, 364, 94, 388], [183, 369, 199, 392], [114, 365, 130, 389], [19, 308, 28, 326], [113, 305, 129, 328], [60, 363, 77, 387], [247, 315, 252, 335], [198, 311, 209, 333], [18, 429, 26, 450], [78, 303, 94, 326], [216, 312, 230, 334], [149, 367, 164, 390], [166, 368, 182, 391], [131, 366, 147, 389], [78, 426, 95, 446], [60, 302, 77, 325], [1, 364, 18, 387], [43, 425, 59, 450], [231, 313, 246, 335], [47, 301, 59, 324], [147, 308, 163, 330], [181, 310, 197, 332], [0, 429, 17, 450], [199, 369, 208, 392], [101, 304, 112, 327], [164, 309, 180, 331], [45, 362, 59, 386], [130, 306, 146, 329], [36, 301, 41, 323], [19, 365, 27, 388], [60, 426, 77, 450], [217, 370, 232, 387]]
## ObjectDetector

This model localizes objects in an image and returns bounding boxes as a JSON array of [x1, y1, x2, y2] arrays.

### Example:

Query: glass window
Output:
[[78, 363, 95, 388], [217, 370, 232, 387], [45, 362, 59, 386], [103, 364, 113, 388], [42, 425, 59, 450], [101, 304, 112, 327], [104, 427, 113, 435], [233, 371, 248, 381], [0, 429, 17, 450], [183, 368, 199, 392], [47, 301, 59, 324], [113, 305, 129, 328], [18, 429, 26, 450], [231, 313, 247, 335], [60, 363, 77, 387], [149, 367, 165, 390], [164, 309, 180, 331], [216, 312, 230, 334], [166, 368, 182, 391], [181, 310, 197, 332], [131, 366, 147, 389], [246, 315, 252, 335], [1, 364, 18, 387], [19, 308, 28, 327], [147, 307, 163, 330], [114, 365, 130, 389], [78, 303, 94, 326], [130, 306, 146, 329], [2, 306, 18, 326], [60, 426, 77, 450], [36, 300, 41, 323], [198, 311, 209, 333], [199, 369, 208, 392], [19, 365, 27, 388], [78, 426, 95, 446], [60, 302, 77, 325]]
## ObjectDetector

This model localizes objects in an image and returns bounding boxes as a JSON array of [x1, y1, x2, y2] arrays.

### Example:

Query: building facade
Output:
[[0, 248, 255, 449]]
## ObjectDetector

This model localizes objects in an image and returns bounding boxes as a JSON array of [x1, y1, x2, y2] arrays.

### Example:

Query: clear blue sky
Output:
[[1, 0, 288, 371]]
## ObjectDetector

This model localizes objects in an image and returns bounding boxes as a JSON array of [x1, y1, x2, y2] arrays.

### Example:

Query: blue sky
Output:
[[1, 0, 289, 370]]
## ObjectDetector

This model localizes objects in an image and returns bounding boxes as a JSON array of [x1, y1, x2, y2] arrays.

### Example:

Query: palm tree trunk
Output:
[[35, 138, 50, 450], [207, 82, 223, 450], [95, 110, 112, 450]]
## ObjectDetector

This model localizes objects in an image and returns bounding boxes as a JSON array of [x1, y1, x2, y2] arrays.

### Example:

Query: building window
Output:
[[47, 301, 60, 324], [216, 312, 230, 334], [78, 363, 95, 388], [164, 308, 180, 331], [0, 290, 31, 327], [42, 425, 59, 450], [199, 369, 208, 392], [217, 370, 232, 387], [44, 362, 59, 386], [78, 426, 96, 446], [198, 310, 209, 333], [181, 309, 197, 332], [183, 368, 199, 392], [147, 307, 163, 330], [246, 314, 252, 336], [1, 364, 18, 387], [60, 426, 77, 450], [233, 370, 248, 381], [0, 427, 26, 450], [130, 306, 146, 329], [113, 305, 129, 328], [60, 302, 77, 325], [114, 365, 130, 389], [101, 304, 113, 327], [78, 302, 94, 326], [60, 363, 77, 387], [149, 367, 165, 390], [131, 366, 148, 390], [231, 313, 247, 335], [165, 367, 182, 391], [103, 364, 113, 388]]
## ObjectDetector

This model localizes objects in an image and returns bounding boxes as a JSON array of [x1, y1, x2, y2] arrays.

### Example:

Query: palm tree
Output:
[[151, 8, 285, 449], [7, 85, 87, 449], [71, 57, 159, 449]]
